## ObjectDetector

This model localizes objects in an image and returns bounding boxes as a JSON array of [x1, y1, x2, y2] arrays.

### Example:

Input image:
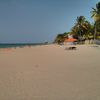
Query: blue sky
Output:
[[0, 0, 99, 43]]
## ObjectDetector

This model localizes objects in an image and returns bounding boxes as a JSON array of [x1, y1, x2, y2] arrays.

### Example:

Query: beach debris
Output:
[[65, 46, 77, 50]]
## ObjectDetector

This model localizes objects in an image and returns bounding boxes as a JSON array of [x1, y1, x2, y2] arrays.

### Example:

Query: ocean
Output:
[[0, 43, 44, 48]]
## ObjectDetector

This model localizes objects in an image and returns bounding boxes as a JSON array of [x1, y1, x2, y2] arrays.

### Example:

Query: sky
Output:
[[0, 0, 99, 43]]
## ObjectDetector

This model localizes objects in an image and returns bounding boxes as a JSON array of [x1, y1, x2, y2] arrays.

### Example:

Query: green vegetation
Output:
[[55, 2, 100, 44]]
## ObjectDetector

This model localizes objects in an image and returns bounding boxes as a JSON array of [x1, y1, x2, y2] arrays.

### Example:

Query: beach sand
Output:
[[0, 44, 100, 100]]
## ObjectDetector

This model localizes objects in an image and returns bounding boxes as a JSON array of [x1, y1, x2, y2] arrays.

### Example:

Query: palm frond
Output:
[[91, 14, 95, 18], [92, 8, 97, 12]]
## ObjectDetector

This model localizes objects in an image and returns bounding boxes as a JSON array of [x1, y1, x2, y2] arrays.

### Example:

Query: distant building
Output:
[[68, 34, 73, 39]]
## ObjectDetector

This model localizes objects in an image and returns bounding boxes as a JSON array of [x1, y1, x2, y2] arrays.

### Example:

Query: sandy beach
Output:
[[0, 44, 100, 100]]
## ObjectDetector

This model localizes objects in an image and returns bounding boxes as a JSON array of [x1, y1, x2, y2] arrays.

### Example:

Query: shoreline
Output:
[[0, 43, 50, 49]]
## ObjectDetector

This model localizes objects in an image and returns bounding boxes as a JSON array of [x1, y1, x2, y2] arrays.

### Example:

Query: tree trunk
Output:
[[94, 23, 96, 44]]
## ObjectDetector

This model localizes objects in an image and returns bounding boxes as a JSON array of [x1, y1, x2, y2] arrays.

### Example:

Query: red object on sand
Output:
[[65, 38, 77, 42]]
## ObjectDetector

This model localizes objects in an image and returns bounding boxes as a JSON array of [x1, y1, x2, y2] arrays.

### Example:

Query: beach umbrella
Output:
[[65, 38, 77, 42]]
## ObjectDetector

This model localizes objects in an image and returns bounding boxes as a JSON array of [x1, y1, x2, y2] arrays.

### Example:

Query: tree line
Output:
[[54, 2, 100, 44]]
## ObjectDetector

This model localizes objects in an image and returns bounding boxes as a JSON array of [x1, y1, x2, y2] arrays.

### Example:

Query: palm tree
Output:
[[91, 2, 100, 42], [83, 21, 94, 39], [76, 16, 85, 37], [91, 2, 100, 21], [72, 16, 91, 40]]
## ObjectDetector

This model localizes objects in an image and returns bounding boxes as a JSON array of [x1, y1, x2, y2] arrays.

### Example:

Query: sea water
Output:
[[0, 43, 44, 48]]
